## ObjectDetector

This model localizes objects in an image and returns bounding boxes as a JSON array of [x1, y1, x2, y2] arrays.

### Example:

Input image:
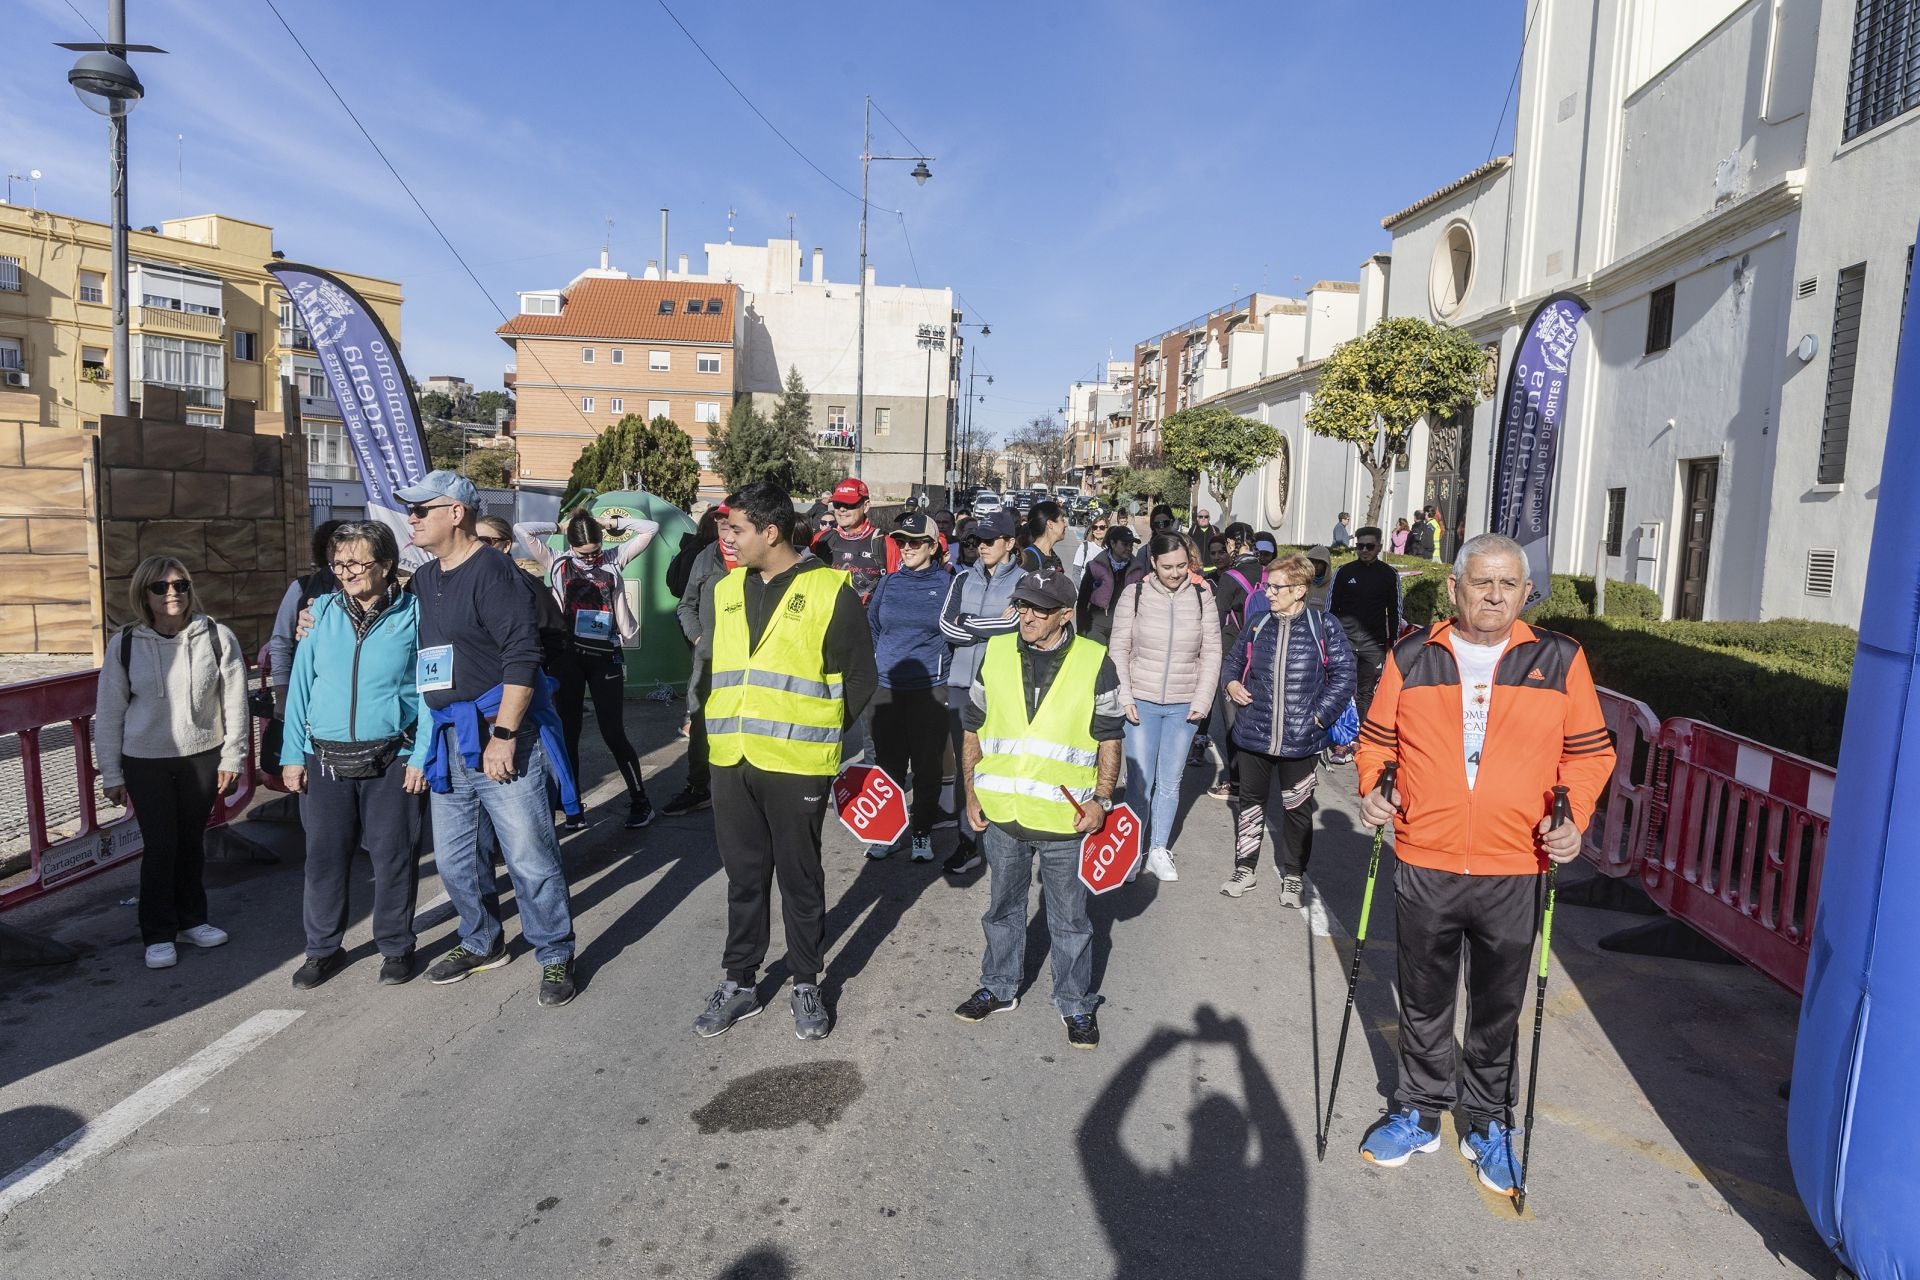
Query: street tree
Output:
[[1103, 464, 1178, 510], [710, 388, 841, 498], [1162, 404, 1282, 517], [566, 413, 701, 509], [1304, 316, 1483, 526], [460, 445, 517, 490], [1006, 415, 1073, 489]]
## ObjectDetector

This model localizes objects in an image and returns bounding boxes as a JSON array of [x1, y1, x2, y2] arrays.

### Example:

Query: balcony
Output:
[[815, 428, 857, 451], [308, 461, 357, 481], [279, 324, 314, 351], [134, 306, 224, 339]]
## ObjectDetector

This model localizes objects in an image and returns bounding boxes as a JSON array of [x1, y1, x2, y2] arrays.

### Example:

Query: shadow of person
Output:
[[820, 846, 943, 1003], [1079, 1004, 1306, 1280], [714, 1244, 793, 1279], [0, 1104, 88, 1188]]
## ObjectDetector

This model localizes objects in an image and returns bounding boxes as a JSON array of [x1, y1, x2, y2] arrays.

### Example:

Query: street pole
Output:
[[919, 339, 932, 496], [855, 95, 870, 481], [108, 0, 130, 419]]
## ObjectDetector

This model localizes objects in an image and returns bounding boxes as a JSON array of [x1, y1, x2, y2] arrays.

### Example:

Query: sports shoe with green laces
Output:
[[538, 960, 577, 1008], [426, 941, 511, 985]]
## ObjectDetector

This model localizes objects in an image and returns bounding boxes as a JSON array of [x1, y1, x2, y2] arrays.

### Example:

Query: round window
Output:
[[1429, 221, 1475, 319]]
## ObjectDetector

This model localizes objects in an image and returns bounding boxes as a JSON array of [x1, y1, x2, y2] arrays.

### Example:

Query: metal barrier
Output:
[[1637, 717, 1834, 994], [1582, 689, 1663, 877], [0, 667, 259, 911]]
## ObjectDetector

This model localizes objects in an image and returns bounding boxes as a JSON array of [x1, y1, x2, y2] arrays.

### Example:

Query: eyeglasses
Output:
[[146, 579, 191, 597], [330, 559, 379, 575], [1016, 603, 1062, 616], [405, 502, 454, 519], [1264, 580, 1306, 593]]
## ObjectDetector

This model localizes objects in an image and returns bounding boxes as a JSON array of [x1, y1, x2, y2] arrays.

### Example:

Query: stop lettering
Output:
[[832, 763, 910, 848], [1079, 802, 1143, 895]]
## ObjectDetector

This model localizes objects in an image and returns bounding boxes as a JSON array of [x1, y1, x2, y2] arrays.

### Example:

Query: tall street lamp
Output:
[[945, 318, 986, 510], [855, 95, 932, 482], [960, 350, 992, 493], [61, 0, 163, 420]]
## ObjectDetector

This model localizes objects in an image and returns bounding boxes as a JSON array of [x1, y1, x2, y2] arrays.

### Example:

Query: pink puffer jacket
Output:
[[1107, 574, 1222, 709]]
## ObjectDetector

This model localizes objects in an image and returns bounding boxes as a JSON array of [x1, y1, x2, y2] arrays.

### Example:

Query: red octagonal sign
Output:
[[833, 763, 910, 848], [1079, 802, 1143, 894]]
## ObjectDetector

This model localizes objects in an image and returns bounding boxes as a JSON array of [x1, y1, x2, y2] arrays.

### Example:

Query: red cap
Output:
[[830, 478, 869, 504]]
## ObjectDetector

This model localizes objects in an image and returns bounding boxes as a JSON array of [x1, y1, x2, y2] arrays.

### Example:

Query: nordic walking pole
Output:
[[1514, 784, 1569, 1214], [1319, 761, 1397, 1161]]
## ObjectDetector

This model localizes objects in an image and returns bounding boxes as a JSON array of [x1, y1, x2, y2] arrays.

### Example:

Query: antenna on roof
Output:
[[727, 206, 736, 244], [602, 214, 614, 272]]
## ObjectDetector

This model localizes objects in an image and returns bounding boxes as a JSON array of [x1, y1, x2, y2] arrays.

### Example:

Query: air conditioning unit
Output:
[[2, 370, 29, 388]]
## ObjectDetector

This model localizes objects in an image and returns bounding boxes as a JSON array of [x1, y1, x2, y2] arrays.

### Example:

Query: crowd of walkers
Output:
[[95, 475, 1610, 1197]]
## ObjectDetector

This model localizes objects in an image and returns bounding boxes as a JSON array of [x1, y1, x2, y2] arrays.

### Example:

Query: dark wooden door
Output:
[[1423, 410, 1474, 561], [1677, 460, 1718, 620]]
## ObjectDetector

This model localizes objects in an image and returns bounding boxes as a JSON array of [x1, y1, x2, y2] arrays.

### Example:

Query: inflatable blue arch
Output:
[[1788, 236, 1920, 1276]]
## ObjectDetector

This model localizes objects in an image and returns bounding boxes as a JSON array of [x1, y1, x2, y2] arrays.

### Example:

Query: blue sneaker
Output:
[[1461, 1119, 1524, 1196], [1359, 1108, 1442, 1167]]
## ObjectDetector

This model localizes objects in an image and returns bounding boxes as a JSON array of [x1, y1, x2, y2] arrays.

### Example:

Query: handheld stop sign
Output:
[[1067, 786, 1142, 894], [832, 763, 909, 848]]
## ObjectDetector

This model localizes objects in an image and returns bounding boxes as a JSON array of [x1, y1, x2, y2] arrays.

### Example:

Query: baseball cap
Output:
[[1104, 525, 1139, 547], [969, 511, 1016, 540], [395, 469, 478, 508], [1009, 569, 1076, 611], [1253, 534, 1278, 554], [889, 511, 937, 541], [830, 478, 869, 505]]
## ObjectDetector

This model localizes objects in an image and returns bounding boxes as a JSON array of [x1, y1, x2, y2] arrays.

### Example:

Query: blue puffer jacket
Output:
[[281, 589, 429, 769], [869, 563, 953, 690], [1224, 606, 1356, 758]]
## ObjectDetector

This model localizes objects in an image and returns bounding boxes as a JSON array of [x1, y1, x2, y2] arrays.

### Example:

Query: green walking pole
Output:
[[1318, 760, 1397, 1162], [1514, 784, 1569, 1214]]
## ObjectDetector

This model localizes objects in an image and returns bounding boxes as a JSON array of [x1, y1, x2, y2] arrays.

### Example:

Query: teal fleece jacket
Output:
[[281, 590, 429, 770]]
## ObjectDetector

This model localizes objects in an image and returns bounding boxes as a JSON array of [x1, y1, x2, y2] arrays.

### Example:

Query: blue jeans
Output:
[[1123, 699, 1199, 852], [429, 732, 576, 966], [979, 823, 1097, 1018]]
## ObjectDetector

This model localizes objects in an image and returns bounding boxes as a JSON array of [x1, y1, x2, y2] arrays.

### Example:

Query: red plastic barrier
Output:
[[1638, 718, 1834, 994], [0, 667, 259, 911], [1582, 688, 1662, 877]]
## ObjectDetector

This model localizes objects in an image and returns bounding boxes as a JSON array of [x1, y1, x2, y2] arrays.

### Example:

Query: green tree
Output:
[[1304, 316, 1483, 525], [710, 366, 840, 498], [1162, 404, 1282, 517], [565, 413, 700, 509], [460, 445, 517, 489], [471, 389, 513, 426], [417, 390, 454, 423], [1103, 464, 1178, 509]]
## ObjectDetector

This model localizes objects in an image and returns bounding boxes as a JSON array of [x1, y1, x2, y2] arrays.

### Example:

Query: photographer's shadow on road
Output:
[[1078, 1004, 1306, 1280]]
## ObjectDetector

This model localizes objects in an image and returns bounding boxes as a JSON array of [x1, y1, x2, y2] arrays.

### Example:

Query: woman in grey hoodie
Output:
[[95, 556, 250, 971]]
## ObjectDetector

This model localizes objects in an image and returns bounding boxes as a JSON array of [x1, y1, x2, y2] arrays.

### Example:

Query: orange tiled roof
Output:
[[496, 277, 737, 343]]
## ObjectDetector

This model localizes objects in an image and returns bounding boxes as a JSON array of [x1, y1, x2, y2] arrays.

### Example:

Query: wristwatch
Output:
[[489, 724, 515, 742], [1094, 793, 1114, 813]]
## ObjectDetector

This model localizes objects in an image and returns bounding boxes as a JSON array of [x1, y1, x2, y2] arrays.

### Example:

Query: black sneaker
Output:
[[290, 950, 345, 990], [560, 813, 588, 833], [1063, 1011, 1100, 1049], [625, 795, 656, 830], [930, 809, 959, 830], [538, 960, 577, 1008], [427, 941, 511, 985], [954, 987, 1018, 1022], [943, 842, 983, 876], [660, 786, 712, 817], [377, 950, 416, 986]]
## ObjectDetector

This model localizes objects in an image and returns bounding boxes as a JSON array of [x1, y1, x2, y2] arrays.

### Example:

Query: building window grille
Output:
[[1818, 263, 1868, 484], [1645, 283, 1676, 355], [1844, 0, 1920, 141]]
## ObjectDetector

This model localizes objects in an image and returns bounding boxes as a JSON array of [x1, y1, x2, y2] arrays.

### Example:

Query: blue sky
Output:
[[5, 0, 1520, 445]]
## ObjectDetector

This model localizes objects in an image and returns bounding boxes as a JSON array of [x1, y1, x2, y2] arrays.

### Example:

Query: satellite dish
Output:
[[28, 170, 40, 181]]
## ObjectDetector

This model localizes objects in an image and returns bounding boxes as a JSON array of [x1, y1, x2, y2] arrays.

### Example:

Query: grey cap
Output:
[[1009, 569, 1077, 611], [394, 469, 479, 507]]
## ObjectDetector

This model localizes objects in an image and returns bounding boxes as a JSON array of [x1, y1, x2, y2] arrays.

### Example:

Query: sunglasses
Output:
[[831, 501, 864, 510], [146, 579, 191, 597], [1356, 542, 1380, 551], [405, 502, 454, 519], [477, 534, 511, 546]]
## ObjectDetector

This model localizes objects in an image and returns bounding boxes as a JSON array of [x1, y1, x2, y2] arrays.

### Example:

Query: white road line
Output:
[[0, 1009, 304, 1219]]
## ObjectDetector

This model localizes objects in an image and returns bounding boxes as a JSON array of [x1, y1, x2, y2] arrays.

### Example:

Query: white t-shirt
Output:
[[1448, 632, 1509, 788]]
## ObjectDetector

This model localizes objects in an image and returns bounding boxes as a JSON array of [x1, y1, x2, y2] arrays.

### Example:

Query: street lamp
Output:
[[60, 2, 164, 421], [855, 95, 934, 482]]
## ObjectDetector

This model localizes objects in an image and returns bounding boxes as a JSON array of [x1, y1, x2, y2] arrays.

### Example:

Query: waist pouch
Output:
[[310, 734, 406, 780]]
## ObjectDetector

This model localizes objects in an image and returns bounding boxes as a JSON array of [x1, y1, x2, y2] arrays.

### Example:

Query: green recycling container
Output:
[[539, 490, 696, 695]]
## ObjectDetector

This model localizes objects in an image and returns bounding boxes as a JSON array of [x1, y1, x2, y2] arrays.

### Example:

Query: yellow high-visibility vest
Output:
[[973, 631, 1104, 833], [705, 565, 851, 776]]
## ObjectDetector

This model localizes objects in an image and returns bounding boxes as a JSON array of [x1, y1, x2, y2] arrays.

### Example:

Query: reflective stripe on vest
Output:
[[706, 565, 851, 775], [974, 631, 1105, 833]]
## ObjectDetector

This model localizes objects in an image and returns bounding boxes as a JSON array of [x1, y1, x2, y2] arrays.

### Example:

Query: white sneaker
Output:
[[909, 834, 935, 862], [145, 942, 178, 969], [179, 923, 229, 948], [1146, 847, 1178, 881]]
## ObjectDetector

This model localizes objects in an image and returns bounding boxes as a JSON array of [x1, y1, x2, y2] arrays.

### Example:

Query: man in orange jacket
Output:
[[1353, 532, 1614, 1197]]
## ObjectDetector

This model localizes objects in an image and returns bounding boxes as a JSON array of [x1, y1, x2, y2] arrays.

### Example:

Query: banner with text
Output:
[[266, 263, 429, 558], [1490, 291, 1589, 609]]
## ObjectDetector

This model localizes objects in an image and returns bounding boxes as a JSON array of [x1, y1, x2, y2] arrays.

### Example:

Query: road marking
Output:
[[0, 1009, 303, 1219]]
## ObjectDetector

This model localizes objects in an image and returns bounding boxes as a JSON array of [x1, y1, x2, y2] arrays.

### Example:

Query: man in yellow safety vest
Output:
[[692, 481, 877, 1042], [955, 569, 1125, 1049]]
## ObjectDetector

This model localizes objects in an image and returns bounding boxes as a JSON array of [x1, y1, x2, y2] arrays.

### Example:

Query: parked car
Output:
[[971, 491, 1004, 518]]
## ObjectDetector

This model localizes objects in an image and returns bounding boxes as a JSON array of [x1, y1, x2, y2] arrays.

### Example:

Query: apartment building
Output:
[[1132, 294, 1289, 464], [0, 205, 400, 445], [1064, 361, 1134, 491], [497, 272, 741, 499]]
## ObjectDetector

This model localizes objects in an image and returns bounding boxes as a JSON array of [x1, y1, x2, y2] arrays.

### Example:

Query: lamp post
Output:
[[959, 346, 992, 494], [945, 319, 987, 510], [855, 95, 932, 482], [62, 1, 162, 420]]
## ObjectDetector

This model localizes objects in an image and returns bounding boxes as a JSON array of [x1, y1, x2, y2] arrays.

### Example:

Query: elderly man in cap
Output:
[[955, 568, 1125, 1050]]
